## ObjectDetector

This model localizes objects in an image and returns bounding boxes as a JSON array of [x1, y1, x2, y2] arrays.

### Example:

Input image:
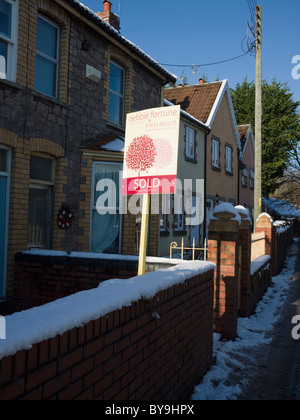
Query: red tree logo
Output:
[[153, 138, 173, 170], [125, 135, 157, 176]]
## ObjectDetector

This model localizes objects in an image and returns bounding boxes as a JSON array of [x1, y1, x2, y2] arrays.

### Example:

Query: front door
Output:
[[28, 185, 52, 249], [0, 176, 7, 299]]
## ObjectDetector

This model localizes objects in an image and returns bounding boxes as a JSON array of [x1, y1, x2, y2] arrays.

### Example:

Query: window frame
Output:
[[35, 14, 60, 98], [185, 126, 196, 160], [212, 138, 220, 169], [160, 194, 170, 233], [225, 145, 233, 174], [173, 194, 184, 232], [242, 166, 248, 188], [30, 154, 55, 184], [249, 168, 255, 190], [108, 61, 125, 127], [0, 0, 18, 82], [90, 161, 123, 254]]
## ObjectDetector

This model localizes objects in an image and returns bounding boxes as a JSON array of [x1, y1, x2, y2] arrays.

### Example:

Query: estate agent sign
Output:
[[122, 106, 181, 196]]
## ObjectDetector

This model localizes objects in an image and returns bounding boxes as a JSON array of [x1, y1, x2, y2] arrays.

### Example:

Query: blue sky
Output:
[[83, 0, 300, 105]]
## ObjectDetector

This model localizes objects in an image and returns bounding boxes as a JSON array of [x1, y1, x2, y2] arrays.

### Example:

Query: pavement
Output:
[[237, 238, 300, 400]]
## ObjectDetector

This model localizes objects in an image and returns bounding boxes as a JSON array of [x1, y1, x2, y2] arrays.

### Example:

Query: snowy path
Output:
[[191, 239, 300, 401]]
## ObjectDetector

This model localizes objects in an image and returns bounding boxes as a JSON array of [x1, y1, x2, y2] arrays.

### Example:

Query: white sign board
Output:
[[122, 106, 181, 195]]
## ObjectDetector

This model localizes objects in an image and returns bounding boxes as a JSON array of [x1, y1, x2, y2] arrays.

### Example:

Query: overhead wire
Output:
[[159, 50, 251, 69], [158, 1, 258, 75]]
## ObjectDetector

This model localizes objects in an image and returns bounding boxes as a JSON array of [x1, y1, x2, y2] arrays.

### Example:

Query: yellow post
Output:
[[138, 194, 150, 276], [192, 238, 195, 261]]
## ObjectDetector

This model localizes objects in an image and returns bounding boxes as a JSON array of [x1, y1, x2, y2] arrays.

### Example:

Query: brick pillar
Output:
[[208, 206, 241, 340], [256, 213, 277, 276], [235, 206, 252, 318]]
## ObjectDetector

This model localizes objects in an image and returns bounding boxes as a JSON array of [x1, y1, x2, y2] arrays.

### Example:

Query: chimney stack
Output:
[[199, 78, 204, 85], [98, 0, 120, 31]]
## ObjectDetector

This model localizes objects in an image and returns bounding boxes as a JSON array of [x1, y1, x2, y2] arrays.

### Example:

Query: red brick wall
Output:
[[12, 254, 187, 313], [12, 254, 139, 311], [239, 226, 251, 318], [0, 270, 214, 400], [276, 225, 294, 275], [208, 233, 240, 340], [248, 260, 271, 316]]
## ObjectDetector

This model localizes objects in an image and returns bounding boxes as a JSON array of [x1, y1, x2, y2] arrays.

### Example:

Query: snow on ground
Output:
[[191, 239, 299, 401]]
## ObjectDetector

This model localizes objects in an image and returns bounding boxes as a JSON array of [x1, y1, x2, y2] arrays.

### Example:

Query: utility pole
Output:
[[254, 4, 262, 229]]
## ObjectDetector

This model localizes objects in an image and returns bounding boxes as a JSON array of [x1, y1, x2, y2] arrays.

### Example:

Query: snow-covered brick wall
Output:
[[251, 255, 271, 277], [13, 252, 211, 311], [209, 203, 242, 226], [2, 261, 215, 359], [0, 262, 215, 400]]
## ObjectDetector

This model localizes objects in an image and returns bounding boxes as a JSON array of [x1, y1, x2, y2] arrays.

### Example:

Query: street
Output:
[[238, 239, 300, 400]]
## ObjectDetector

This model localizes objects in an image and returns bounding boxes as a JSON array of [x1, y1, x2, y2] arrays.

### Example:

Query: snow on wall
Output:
[[256, 212, 274, 224], [23, 250, 188, 266], [209, 203, 242, 225], [0, 261, 215, 360], [250, 255, 271, 276]]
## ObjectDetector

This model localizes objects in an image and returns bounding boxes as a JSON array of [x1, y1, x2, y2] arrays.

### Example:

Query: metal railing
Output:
[[170, 238, 207, 261]]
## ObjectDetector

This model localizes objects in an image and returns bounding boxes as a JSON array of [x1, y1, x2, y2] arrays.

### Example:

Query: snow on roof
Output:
[[0, 260, 215, 359], [164, 99, 209, 132], [68, 0, 177, 82], [263, 198, 300, 219], [101, 138, 125, 152]]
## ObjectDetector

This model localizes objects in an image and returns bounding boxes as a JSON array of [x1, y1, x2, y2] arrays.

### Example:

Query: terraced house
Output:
[[0, 0, 176, 303], [164, 79, 242, 237]]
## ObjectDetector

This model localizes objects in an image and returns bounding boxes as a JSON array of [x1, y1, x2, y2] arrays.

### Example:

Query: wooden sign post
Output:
[[122, 106, 181, 276], [138, 194, 150, 276]]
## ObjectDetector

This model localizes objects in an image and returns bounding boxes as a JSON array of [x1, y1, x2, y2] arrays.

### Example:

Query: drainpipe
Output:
[[204, 132, 208, 246], [237, 148, 241, 205]]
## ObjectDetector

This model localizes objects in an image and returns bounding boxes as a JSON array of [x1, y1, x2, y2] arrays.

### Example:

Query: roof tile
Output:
[[164, 82, 223, 124]]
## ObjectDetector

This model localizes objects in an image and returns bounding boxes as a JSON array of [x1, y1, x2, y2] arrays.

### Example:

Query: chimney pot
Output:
[[98, 0, 120, 31], [103, 0, 112, 12], [199, 78, 204, 85]]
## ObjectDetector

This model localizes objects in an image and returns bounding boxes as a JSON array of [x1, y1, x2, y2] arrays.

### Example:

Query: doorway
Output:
[[0, 147, 10, 300]]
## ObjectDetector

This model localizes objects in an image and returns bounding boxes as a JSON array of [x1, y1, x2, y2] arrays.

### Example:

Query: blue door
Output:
[[0, 176, 7, 300]]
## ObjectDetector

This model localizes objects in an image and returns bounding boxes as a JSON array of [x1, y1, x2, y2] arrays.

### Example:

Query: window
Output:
[[91, 162, 122, 254], [0, 0, 18, 81], [242, 167, 248, 187], [250, 169, 255, 189], [160, 194, 170, 232], [174, 194, 184, 231], [35, 15, 60, 97], [30, 155, 54, 183], [108, 62, 125, 127], [185, 126, 196, 160], [225, 146, 233, 173], [212, 139, 220, 168], [28, 155, 55, 249]]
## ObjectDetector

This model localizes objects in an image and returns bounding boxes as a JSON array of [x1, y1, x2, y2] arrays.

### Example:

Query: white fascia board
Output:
[[207, 80, 241, 150]]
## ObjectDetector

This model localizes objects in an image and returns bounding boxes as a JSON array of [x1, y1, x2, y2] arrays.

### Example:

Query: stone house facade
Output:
[[0, 0, 176, 302]]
